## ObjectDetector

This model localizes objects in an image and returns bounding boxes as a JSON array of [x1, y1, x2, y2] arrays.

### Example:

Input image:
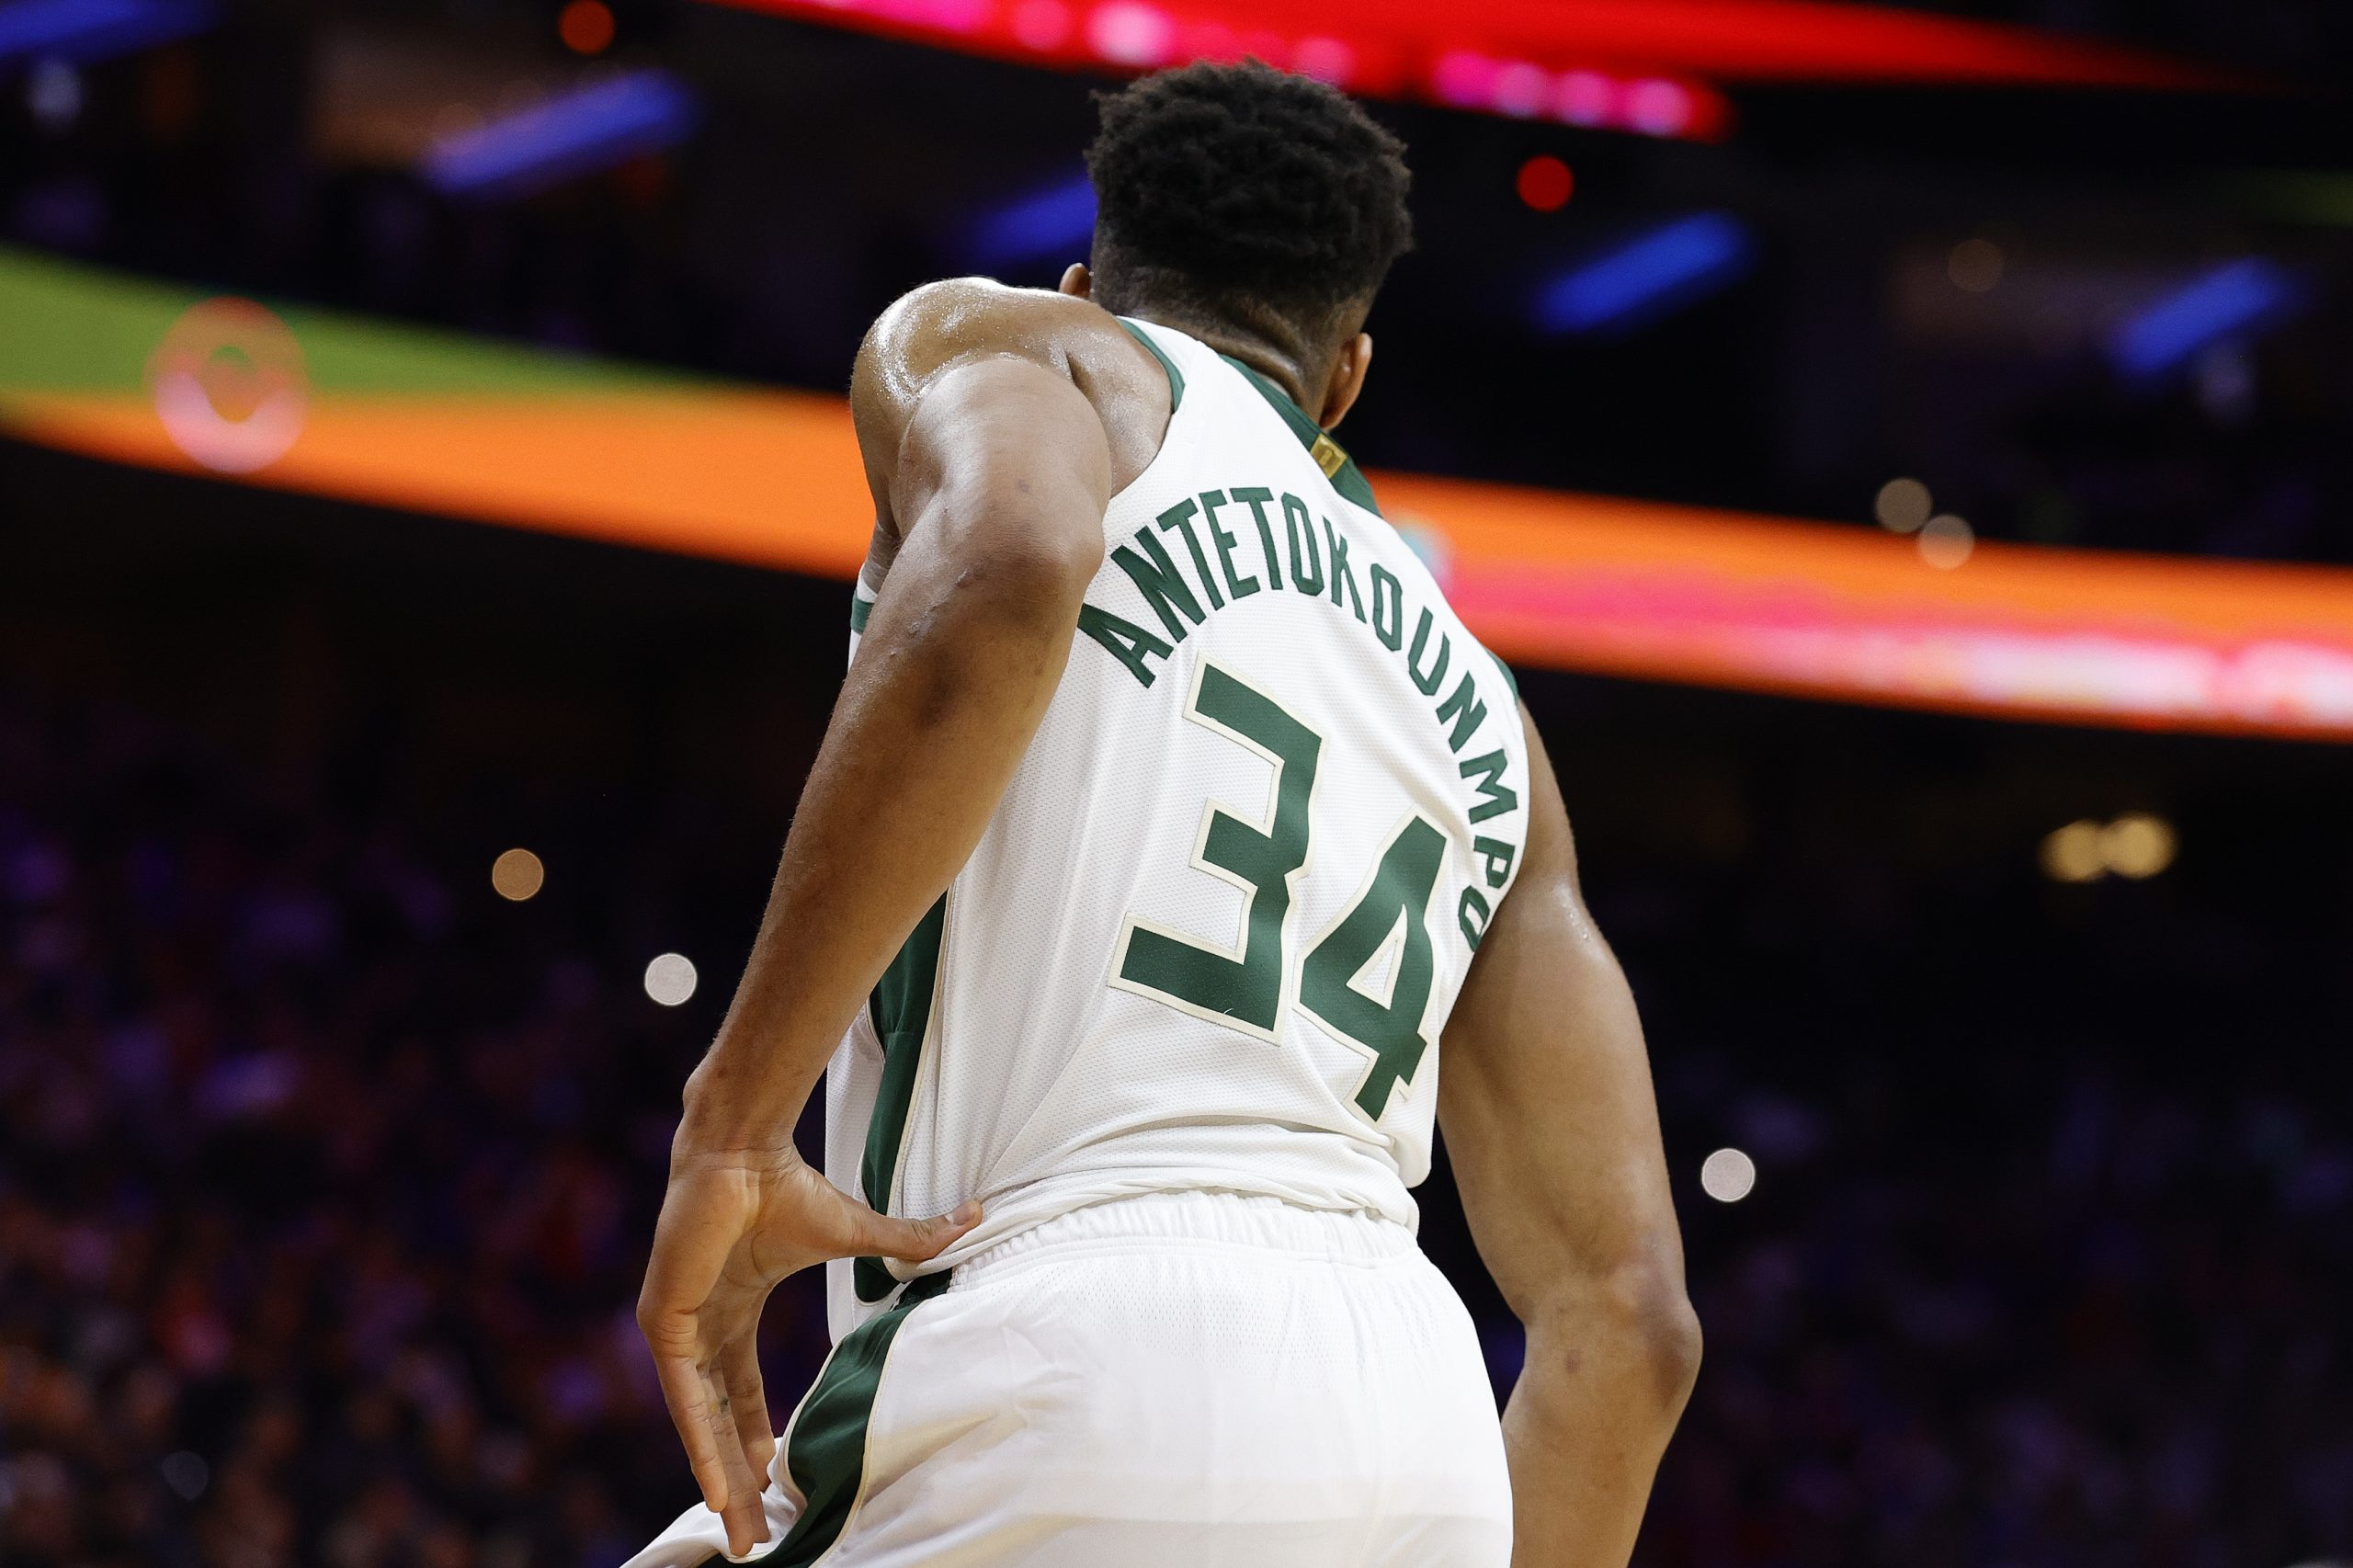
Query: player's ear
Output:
[[1318, 333, 1373, 430], [1058, 264, 1093, 300]]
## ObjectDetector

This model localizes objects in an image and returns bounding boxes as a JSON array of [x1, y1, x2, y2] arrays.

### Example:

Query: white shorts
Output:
[[625, 1189, 1513, 1567]]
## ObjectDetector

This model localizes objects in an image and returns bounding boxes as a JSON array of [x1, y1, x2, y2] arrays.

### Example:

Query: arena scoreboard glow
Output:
[[5, 247, 2348, 739]]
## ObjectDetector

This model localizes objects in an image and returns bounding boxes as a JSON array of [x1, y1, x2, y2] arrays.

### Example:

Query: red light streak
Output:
[[698, 0, 2225, 147]]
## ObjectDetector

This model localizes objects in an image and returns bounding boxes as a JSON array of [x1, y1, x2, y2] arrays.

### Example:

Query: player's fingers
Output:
[[858, 1198, 982, 1262], [703, 1358, 771, 1558], [647, 1345, 734, 1520], [721, 1491, 769, 1561], [719, 1330, 776, 1485]]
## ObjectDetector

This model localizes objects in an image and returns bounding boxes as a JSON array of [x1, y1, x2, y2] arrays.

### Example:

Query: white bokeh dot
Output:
[[1874, 476, 1931, 534], [1917, 513, 1974, 569], [1700, 1147, 1756, 1203], [643, 953, 698, 1007]]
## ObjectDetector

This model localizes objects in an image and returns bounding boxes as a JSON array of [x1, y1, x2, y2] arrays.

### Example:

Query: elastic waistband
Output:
[[953, 1189, 1415, 1284]]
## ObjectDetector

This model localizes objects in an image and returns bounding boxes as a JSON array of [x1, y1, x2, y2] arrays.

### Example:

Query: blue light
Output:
[[1533, 213, 1754, 336], [970, 172, 1096, 269], [2109, 258, 2304, 380], [421, 72, 698, 202], [0, 0, 212, 67]]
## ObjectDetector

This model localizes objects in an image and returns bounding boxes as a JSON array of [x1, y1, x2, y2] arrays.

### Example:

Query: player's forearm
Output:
[[1504, 1267, 1700, 1568], [1441, 725, 1700, 1568], [676, 521, 1099, 1153]]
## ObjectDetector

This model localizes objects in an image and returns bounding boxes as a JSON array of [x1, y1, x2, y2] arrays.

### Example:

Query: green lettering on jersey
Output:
[[1230, 486, 1285, 593], [1433, 671, 1489, 754], [1113, 663, 1320, 1040], [1110, 528, 1207, 643], [1472, 835, 1518, 889], [1282, 494, 1324, 597], [1156, 498, 1224, 610], [1406, 608, 1452, 697], [1199, 489, 1260, 601], [1322, 517, 1366, 622], [1078, 603, 1176, 688], [1458, 885, 1492, 951], [1460, 750, 1518, 824], [1368, 564, 1404, 652], [1301, 816, 1448, 1119]]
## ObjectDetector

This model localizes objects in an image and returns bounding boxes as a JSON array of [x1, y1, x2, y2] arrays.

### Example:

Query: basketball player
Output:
[[628, 62, 1698, 1568]]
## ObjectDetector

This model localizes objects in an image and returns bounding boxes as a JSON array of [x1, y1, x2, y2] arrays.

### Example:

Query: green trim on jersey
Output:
[[855, 893, 947, 1303], [759, 1268, 954, 1564], [849, 590, 874, 634], [1490, 650, 1518, 699], [1116, 318, 1186, 410], [1215, 353, 1384, 518]]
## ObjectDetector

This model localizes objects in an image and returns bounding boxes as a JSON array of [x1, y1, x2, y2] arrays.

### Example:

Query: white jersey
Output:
[[825, 317, 1531, 1335]]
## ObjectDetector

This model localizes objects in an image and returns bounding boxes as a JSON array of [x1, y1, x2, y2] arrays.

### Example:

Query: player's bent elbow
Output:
[[1526, 1244, 1701, 1414], [1016, 522, 1108, 600], [954, 522, 1105, 624], [1631, 1269, 1703, 1409]]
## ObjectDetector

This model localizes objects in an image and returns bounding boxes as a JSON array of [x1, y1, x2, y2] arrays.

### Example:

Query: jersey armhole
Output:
[[1115, 318, 1185, 412], [1488, 649, 1518, 700]]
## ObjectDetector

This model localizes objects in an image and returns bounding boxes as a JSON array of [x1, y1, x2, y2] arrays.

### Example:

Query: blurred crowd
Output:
[[0, 689, 742, 1567], [1640, 1074, 2353, 1568], [4, 673, 2349, 1568]]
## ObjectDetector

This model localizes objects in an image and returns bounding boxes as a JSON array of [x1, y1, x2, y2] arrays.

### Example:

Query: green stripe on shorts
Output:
[[756, 1270, 954, 1564]]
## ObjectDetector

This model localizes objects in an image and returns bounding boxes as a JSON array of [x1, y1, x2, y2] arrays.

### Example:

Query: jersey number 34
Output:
[[1111, 661, 1446, 1121]]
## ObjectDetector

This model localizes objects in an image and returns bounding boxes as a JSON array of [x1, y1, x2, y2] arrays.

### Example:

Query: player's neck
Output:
[[1132, 304, 1326, 423], [1198, 334, 1321, 421]]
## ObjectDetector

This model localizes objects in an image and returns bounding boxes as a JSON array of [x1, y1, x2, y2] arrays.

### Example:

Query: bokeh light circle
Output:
[[558, 0, 616, 54], [491, 848, 545, 902], [1516, 154, 1574, 212], [1949, 237, 2006, 293], [1701, 1148, 1756, 1202], [644, 953, 699, 1006], [2102, 813, 2177, 879], [1918, 513, 1974, 569], [147, 298, 310, 475], [1874, 477, 1931, 534], [2041, 821, 2107, 882]]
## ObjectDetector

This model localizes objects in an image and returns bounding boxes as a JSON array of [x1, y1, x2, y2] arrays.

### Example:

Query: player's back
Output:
[[825, 313, 1531, 1328], [633, 63, 1690, 1568]]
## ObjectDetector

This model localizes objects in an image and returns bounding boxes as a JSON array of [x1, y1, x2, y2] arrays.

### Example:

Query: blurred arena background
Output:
[[4, 1, 2353, 1564]]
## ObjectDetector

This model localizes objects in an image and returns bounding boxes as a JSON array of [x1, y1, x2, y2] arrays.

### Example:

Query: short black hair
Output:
[[1085, 61, 1413, 340]]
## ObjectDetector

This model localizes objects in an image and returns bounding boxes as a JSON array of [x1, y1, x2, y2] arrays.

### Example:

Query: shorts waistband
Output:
[[952, 1189, 1416, 1284]]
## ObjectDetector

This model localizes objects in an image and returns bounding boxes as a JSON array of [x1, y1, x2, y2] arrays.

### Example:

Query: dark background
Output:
[[5, 4, 2353, 1566], [7, 0, 2353, 554]]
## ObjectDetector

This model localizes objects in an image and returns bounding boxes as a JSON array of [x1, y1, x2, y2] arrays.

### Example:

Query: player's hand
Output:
[[636, 1146, 979, 1559]]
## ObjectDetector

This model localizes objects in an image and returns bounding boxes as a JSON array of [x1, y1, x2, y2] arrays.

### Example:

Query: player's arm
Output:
[[678, 287, 1115, 1146], [637, 283, 1116, 1558], [1438, 710, 1701, 1568]]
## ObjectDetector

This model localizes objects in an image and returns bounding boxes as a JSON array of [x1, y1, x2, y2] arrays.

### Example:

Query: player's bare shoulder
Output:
[[851, 278, 1169, 493]]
